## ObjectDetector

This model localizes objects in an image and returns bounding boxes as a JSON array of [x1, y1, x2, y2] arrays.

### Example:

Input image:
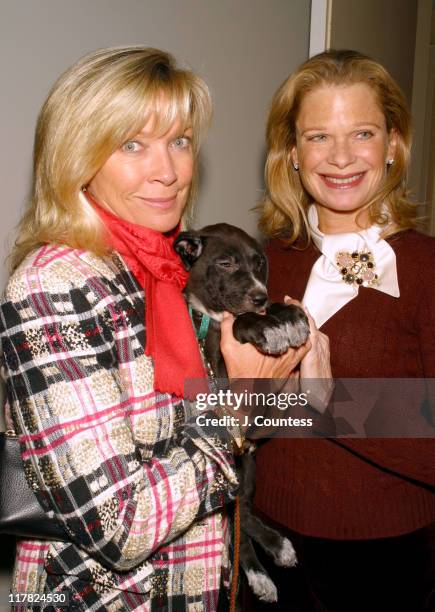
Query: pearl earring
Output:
[[293, 162, 299, 171], [387, 159, 394, 166]]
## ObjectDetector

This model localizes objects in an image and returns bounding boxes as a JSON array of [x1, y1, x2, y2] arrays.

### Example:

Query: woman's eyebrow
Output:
[[299, 121, 383, 135], [299, 126, 327, 135], [352, 122, 383, 129]]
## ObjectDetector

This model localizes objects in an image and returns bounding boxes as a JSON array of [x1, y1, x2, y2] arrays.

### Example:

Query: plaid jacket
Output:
[[0, 244, 238, 611]]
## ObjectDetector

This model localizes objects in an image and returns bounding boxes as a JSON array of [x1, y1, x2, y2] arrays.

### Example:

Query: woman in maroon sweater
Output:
[[253, 50, 435, 611]]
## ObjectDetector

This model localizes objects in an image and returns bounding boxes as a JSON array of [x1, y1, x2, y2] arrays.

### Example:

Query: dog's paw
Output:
[[261, 318, 307, 353], [232, 305, 309, 355], [257, 304, 310, 354], [272, 537, 298, 567], [246, 569, 278, 603], [266, 303, 310, 347]]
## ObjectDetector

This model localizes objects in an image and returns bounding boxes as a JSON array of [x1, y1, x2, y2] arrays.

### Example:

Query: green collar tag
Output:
[[189, 305, 211, 341]]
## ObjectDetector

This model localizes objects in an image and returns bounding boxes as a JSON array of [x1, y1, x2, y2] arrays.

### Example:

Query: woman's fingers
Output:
[[281, 297, 332, 410], [220, 311, 310, 380], [304, 307, 318, 336], [284, 295, 298, 305], [219, 311, 236, 351], [284, 295, 317, 335], [270, 340, 311, 378]]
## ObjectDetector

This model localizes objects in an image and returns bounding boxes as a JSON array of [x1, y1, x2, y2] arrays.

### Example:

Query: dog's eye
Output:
[[216, 260, 233, 268], [215, 258, 239, 271]]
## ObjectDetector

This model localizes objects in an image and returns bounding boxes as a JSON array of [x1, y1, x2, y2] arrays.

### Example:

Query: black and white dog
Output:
[[174, 223, 310, 603]]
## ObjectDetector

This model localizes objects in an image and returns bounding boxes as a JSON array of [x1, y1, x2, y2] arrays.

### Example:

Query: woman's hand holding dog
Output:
[[284, 297, 333, 413], [219, 311, 309, 439], [220, 311, 311, 380], [283, 297, 331, 380]]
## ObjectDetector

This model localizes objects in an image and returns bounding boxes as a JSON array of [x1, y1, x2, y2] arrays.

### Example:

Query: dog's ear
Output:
[[174, 232, 205, 270]]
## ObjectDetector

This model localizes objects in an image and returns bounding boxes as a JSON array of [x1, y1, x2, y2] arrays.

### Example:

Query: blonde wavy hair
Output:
[[258, 49, 416, 243], [11, 46, 212, 270]]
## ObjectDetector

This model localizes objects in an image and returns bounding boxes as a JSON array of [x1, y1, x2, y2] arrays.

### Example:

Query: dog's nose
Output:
[[250, 292, 268, 308]]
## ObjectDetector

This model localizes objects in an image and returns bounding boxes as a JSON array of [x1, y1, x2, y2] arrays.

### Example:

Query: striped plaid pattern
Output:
[[0, 244, 238, 611]]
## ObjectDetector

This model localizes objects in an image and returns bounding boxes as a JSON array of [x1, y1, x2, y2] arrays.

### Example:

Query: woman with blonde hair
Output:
[[253, 49, 435, 611], [0, 46, 305, 610]]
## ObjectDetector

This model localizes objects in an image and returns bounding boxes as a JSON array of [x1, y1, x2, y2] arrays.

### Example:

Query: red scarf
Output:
[[86, 192, 206, 397]]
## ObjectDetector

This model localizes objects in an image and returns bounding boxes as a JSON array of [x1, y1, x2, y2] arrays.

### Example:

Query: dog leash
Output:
[[188, 305, 242, 610], [230, 497, 241, 612], [188, 306, 220, 393]]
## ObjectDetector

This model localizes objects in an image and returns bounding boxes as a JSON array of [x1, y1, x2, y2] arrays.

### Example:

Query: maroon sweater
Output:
[[254, 230, 435, 539]]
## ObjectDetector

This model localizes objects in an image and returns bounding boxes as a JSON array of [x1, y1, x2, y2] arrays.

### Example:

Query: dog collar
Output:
[[188, 305, 211, 341]]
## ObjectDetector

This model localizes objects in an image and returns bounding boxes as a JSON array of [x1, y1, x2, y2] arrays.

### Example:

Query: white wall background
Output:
[[0, 6, 311, 585], [0, 0, 311, 292], [329, 0, 418, 104]]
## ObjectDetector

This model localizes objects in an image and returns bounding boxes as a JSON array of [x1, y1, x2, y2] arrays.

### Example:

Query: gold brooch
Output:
[[336, 251, 379, 286]]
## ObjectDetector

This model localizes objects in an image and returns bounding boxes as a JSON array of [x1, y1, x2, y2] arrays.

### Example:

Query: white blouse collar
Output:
[[302, 205, 400, 328]]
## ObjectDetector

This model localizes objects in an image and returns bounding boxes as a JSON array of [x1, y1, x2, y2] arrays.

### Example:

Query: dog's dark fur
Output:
[[175, 223, 310, 603], [175, 223, 309, 375]]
